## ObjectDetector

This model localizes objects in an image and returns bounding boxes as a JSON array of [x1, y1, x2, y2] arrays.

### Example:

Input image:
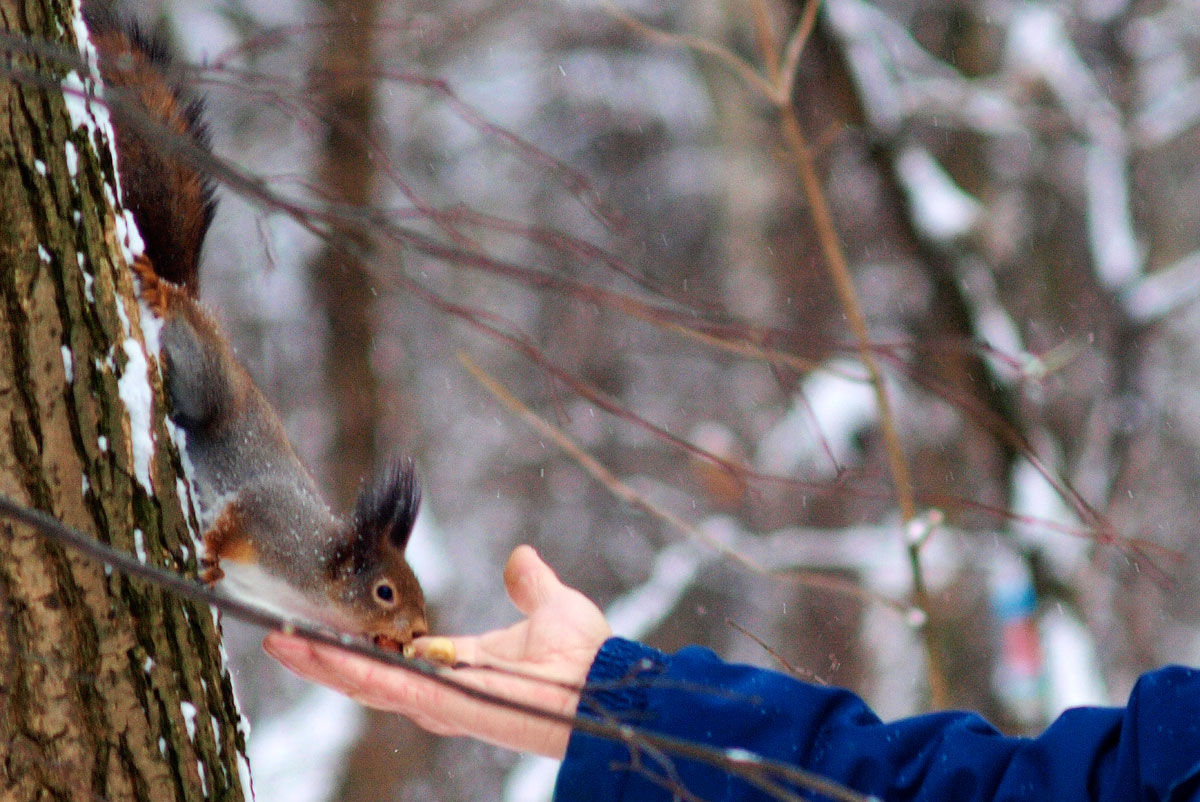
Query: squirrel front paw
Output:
[[200, 556, 225, 586], [200, 507, 257, 586]]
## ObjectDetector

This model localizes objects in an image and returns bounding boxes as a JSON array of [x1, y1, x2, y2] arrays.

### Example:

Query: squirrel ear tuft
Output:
[[352, 457, 421, 558]]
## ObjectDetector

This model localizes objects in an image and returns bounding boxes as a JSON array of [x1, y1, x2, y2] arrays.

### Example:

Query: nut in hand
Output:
[[421, 637, 456, 665]]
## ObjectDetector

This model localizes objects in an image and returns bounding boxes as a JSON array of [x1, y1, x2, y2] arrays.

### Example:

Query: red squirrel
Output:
[[85, 6, 429, 651]]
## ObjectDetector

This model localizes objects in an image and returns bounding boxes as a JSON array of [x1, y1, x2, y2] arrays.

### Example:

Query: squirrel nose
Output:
[[409, 616, 429, 639]]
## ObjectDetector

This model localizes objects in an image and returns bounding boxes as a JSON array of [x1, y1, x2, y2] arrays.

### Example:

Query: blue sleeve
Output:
[[553, 638, 1200, 802]]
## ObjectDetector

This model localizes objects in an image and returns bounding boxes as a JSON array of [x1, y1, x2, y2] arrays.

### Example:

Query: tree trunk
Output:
[[307, 0, 385, 508], [0, 3, 249, 800], [301, 1, 440, 796]]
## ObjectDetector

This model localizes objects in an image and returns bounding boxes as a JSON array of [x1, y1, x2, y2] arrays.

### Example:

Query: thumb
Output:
[[504, 545, 564, 616]]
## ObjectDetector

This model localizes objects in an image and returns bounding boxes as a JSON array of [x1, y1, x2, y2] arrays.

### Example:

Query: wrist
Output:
[[577, 638, 667, 718]]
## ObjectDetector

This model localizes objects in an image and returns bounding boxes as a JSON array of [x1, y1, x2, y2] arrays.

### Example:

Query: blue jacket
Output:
[[554, 638, 1200, 801]]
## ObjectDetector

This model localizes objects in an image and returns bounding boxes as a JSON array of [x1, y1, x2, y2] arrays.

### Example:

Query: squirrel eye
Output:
[[373, 581, 396, 606]]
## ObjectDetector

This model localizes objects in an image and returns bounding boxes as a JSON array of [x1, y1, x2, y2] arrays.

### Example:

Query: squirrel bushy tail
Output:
[[84, 3, 214, 293]]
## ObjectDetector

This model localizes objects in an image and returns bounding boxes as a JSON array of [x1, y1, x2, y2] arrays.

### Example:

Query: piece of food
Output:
[[421, 637, 456, 665]]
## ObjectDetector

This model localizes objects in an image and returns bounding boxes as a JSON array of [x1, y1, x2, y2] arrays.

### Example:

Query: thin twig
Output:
[[458, 352, 912, 618], [780, 0, 823, 102], [600, 1, 779, 102], [725, 618, 828, 684], [604, 2, 947, 707], [769, 29, 946, 714], [750, 0, 782, 84]]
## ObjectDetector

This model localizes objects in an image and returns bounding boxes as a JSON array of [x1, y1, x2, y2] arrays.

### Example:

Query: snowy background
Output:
[[119, 0, 1200, 799]]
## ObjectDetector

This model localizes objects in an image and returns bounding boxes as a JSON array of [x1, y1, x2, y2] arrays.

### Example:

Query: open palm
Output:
[[264, 545, 611, 758]]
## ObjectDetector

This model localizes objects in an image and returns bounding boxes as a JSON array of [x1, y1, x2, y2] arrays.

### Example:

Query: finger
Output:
[[266, 631, 473, 671], [265, 634, 446, 713], [503, 545, 564, 616], [262, 632, 314, 671], [264, 634, 377, 695], [265, 632, 484, 699]]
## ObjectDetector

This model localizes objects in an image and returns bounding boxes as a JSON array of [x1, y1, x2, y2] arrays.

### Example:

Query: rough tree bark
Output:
[[0, 2, 249, 800]]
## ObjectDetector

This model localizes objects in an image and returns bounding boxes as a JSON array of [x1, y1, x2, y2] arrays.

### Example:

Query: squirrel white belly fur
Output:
[[85, 2, 428, 650]]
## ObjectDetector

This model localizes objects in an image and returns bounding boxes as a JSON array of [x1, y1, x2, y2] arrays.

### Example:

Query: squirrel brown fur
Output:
[[86, 5, 428, 649]]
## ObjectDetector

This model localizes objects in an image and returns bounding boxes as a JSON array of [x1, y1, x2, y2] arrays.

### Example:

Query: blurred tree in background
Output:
[[109, 0, 1200, 799]]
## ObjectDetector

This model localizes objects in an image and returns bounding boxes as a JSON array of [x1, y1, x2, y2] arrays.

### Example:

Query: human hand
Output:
[[263, 544, 611, 758]]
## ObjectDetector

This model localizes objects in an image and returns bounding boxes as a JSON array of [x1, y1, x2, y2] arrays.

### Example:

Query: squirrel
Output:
[[84, 5, 429, 651]]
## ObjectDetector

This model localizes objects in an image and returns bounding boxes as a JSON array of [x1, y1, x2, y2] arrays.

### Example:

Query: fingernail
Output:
[[263, 634, 306, 663]]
